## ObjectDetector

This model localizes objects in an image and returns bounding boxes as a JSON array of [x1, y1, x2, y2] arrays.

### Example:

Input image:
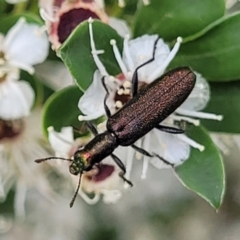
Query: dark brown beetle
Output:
[[35, 38, 196, 207]]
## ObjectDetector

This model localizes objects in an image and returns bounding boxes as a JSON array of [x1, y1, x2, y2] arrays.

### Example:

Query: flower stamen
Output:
[[115, 100, 123, 109], [88, 18, 108, 77], [147, 37, 183, 82], [177, 134, 205, 152], [176, 109, 223, 121], [110, 39, 128, 79], [171, 115, 200, 126], [123, 80, 131, 88], [117, 88, 124, 95], [124, 88, 131, 95], [123, 34, 135, 74]]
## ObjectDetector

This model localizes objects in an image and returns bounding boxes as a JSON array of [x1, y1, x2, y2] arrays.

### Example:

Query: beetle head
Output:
[[69, 150, 88, 175]]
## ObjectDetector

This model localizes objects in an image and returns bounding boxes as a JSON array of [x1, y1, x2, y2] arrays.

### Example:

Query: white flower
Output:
[[47, 126, 131, 204], [0, 68, 34, 120], [78, 19, 223, 179], [0, 109, 55, 218], [39, 0, 130, 49], [79, 19, 183, 120], [0, 18, 49, 74]]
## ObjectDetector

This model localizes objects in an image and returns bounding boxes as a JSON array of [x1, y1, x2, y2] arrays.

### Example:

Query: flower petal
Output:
[[78, 70, 106, 120], [146, 129, 190, 169], [48, 126, 74, 158], [122, 35, 171, 82], [0, 81, 34, 120], [4, 18, 49, 72], [179, 72, 210, 111]]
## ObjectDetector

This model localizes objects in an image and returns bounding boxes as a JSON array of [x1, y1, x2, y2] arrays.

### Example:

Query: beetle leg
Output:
[[85, 121, 98, 136], [74, 122, 99, 136], [131, 144, 174, 167], [69, 172, 82, 208], [101, 76, 112, 118], [155, 125, 184, 134], [111, 153, 133, 186], [72, 125, 87, 135], [131, 37, 160, 97]]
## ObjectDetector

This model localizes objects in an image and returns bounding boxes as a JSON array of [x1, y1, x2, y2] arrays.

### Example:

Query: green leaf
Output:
[[201, 81, 240, 133], [42, 86, 83, 137], [59, 20, 123, 91], [175, 125, 225, 209], [0, 0, 7, 15], [133, 0, 225, 41], [171, 13, 240, 81]]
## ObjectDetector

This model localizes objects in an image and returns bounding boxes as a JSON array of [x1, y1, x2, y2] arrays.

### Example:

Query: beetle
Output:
[[35, 38, 196, 207]]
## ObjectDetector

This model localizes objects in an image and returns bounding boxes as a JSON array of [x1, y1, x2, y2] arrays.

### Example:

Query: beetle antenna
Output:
[[69, 172, 82, 208], [35, 157, 73, 163]]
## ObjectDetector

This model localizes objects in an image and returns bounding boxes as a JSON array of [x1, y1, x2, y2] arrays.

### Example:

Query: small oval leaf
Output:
[[171, 13, 240, 81], [42, 86, 83, 137], [59, 20, 123, 91], [175, 125, 225, 209], [202, 81, 240, 133], [133, 0, 225, 41]]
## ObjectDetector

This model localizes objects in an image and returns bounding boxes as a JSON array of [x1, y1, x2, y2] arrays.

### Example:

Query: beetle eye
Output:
[[69, 165, 79, 175]]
